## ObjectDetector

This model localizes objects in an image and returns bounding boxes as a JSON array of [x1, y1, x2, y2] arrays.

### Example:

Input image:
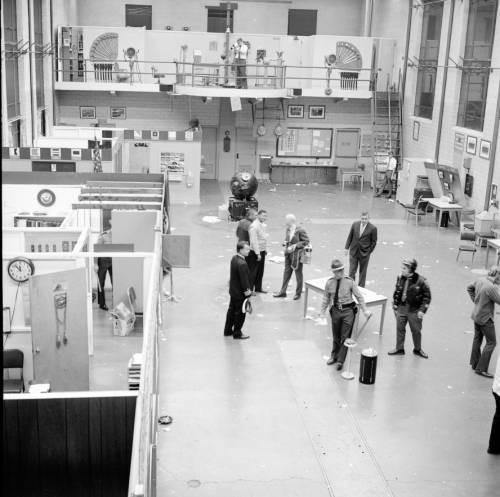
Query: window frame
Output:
[[206, 6, 233, 33], [125, 4, 152, 30]]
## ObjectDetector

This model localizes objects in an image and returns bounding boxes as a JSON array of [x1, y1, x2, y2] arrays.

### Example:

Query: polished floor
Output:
[[157, 180, 500, 497]]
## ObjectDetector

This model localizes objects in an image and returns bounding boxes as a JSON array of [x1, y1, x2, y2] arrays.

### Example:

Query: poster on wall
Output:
[[51, 148, 61, 159], [160, 152, 185, 182], [454, 132, 465, 152], [9, 147, 20, 158], [71, 149, 82, 160], [30, 148, 41, 159]]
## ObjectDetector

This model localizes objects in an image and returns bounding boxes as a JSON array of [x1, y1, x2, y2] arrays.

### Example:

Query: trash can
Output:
[[359, 348, 378, 384]]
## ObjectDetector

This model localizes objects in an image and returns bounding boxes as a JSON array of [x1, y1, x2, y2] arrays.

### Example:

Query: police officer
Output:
[[320, 259, 371, 369], [94, 221, 112, 311]]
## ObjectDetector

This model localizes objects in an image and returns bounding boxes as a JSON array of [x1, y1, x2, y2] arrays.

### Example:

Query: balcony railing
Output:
[[55, 57, 375, 94]]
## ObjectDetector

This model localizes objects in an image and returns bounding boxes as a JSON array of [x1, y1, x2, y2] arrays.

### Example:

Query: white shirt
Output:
[[235, 43, 248, 60], [360, 223, 367, 236], [287, 224, 296, 242], [493, 356, 500, 395], [249, 219, 268, 253]]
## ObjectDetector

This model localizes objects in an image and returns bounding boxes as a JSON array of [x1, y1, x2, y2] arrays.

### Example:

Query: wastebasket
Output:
[[359, 348, 378, 384]]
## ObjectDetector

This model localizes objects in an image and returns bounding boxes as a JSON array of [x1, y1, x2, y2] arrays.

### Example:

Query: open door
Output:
[[30, 267, 89, 391]]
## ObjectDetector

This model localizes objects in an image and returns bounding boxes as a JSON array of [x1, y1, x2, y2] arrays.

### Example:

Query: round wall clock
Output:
[[37, 189, 56, 207], [7, 257, 35, 283], [257, 124, 267, 136], [274, 124, 284, 136]]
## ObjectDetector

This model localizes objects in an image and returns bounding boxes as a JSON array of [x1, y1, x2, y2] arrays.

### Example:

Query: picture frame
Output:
[[412, 121, 420, 141], [110, 107, 126, 119], [479, 139, 491, 160], [454, 132, 465, 151], [30, 147, 41, 159], [466, 135, 477, 155], [80, 106, 96, 119], [71, 149, 82, 160], [287, 104, 304, 119], [308, 105, 326, 119]]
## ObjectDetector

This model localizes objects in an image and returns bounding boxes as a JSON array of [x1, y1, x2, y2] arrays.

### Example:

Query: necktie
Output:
[[333, 279, 341, 308]]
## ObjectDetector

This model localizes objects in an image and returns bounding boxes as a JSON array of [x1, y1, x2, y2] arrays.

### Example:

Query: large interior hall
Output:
[[2, 1, 500, 496]]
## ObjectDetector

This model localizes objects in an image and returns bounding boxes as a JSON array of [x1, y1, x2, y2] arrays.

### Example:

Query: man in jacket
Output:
[[236, 208, 257, 244], [274, 214, 310, 300], [466, 266, 500, 378], [319, 259, 371, 369], [223, 241, 252, 340], [345, 211, 377, 287], [488, 356, 500, 454], [248, 209, 268, 293], [388, 258, 431, 358]]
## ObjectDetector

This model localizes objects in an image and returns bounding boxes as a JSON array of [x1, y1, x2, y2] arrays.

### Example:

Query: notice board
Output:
[[277, 128, 333, 158]]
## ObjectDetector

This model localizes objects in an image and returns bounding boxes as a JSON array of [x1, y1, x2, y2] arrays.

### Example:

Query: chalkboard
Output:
[[276, 128, 333, 158]]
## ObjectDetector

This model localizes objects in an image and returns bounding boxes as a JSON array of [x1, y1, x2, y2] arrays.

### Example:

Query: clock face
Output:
[[8, 257, 35, 283], [37, 189, 56, 207]]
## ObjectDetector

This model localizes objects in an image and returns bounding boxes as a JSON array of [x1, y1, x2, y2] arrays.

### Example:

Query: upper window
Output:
[[125, 4, 152, 30], [3, 0, 21, 119], [207, 7, 233, 33], [414, 0, 443, 119], [457, 0, 498, 131], [288, 9, 317, 36]]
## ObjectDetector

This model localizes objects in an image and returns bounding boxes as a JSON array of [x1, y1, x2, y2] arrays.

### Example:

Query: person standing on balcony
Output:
[[233, 38, 248, 89], [375, 151, 397, 198]]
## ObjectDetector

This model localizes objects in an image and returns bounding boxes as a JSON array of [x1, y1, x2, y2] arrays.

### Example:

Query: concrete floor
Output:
[[157, 180, 500, 497]]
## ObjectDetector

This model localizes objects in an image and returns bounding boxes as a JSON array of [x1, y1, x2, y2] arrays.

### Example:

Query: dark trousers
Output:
[[224, 297, 246, 337], [248, 250, 266, 291], [330, 306, 356, 364], [279, 254, 303, 296], [235, 59, 247, 88], [97, 257, 112, 307], [378, 170, 393, 196], [489, 392, 500, 454], [470, 320, 497, 373], [349, 253, 370, 287], [396, 304, 422, 351]]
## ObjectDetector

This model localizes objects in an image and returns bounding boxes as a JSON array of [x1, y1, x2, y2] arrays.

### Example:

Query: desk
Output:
[[14, 215, 65, 227], [270, 164, 338, 184], [427, 199, 463, 228], [342, 170, 364, 192], [303, 277, 388, 334], [485, 238, 500, 268]]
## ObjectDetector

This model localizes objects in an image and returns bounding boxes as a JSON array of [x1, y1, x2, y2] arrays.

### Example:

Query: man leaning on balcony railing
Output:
[[232, 39, 249, 89]]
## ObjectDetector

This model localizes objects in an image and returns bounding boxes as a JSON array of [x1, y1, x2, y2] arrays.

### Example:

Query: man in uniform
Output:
[[320, 259, 371, 369], [224, 241, 252, 340], [94, 220, 113, 311], [388, 258, 431, 358]]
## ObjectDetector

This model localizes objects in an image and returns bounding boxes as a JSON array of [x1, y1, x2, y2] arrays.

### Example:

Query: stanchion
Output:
[[341, 338, 357, 380]]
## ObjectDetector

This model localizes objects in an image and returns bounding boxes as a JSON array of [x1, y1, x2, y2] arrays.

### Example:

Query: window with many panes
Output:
[[3, 0, 21, 119], [207, 7, 233, 33], [457, 0, 498, 131], [414, 0, 443, 119], [33, 0, 45, 109]]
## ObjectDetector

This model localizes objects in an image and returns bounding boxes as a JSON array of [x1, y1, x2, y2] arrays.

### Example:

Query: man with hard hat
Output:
[[388, 258, 431, 358], [320, 259, 371, 369]]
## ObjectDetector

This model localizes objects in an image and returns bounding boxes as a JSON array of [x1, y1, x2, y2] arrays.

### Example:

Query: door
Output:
[[30, 267, 89, 391], [235, 128, 257, 173], [201, 126, 217, 179], [335, 129, 360, 168]]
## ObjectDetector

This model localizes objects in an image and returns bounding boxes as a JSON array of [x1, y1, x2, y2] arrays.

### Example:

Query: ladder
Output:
[[372, 75, 402, 195]]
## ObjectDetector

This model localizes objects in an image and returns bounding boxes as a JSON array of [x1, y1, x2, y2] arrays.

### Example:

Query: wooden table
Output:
[[485, 238, 500, 268], [341, 170, 364, 192], [427, 199, 463, 228], [303, 277, 388, 334]]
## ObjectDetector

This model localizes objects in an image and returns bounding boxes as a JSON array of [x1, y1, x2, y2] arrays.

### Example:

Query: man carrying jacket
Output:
[[466, 266, 500, 378], [388, 258, 431, 358]]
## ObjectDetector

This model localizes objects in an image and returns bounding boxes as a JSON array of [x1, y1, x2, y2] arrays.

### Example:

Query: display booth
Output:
[[3, 172, 166, 497]]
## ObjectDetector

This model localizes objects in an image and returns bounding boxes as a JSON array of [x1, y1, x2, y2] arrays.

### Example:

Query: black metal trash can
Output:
[[359, 348, 378, 384]]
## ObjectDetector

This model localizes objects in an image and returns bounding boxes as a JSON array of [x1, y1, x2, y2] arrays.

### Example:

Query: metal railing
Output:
[[55, 56, 376, 93]]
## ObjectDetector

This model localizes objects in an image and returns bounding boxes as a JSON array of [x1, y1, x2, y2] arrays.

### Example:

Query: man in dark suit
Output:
[[345, 211, 377, 288], [274, 214, 310, 300], [224, 241, 252, 339]]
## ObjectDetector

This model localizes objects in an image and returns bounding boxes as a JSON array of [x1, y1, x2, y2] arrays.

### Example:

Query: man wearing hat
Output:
[[320, 259, 371, 369], [388, 258, 431, 358]]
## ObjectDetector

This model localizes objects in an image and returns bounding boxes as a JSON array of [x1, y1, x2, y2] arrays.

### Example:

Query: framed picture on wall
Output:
[[287, 105, 304, 118], [454, 132, 465, 152], [110, 107, 126, 119], [308, 105, 326, 119], [80, 106, 96, 119], [479, 139, 491, 159], [412, 121, 420, 141], [466, 135, 477, 155]]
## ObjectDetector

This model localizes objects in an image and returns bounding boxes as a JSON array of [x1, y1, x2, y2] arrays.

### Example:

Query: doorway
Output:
[[335, 129, 360, 168], [201, 126, 217, 179], [235, 128, 257, 173]]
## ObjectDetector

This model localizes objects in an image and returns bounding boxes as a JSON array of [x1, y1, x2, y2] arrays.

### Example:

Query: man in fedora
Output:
[[319, 259, 371, 370]]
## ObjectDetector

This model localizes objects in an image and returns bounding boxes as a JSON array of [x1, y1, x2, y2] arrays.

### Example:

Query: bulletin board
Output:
[[276, 128, 333, 158]]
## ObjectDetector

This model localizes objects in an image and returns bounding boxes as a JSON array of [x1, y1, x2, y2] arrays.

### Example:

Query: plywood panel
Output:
[[163, 234, 190, 268], [30, 268, 89, 391]]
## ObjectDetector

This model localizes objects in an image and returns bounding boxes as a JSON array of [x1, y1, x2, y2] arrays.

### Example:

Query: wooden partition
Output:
[[3, 391, 137, 497]]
